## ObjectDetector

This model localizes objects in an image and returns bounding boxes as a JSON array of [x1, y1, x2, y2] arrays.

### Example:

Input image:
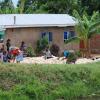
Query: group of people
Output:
[[0, 39, 26, 63]]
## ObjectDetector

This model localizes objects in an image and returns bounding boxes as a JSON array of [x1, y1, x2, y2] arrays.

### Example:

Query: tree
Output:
[[73, 10, 100, 57], [17, 0, 79, 14], [16, 0, 100, 15], [17, 0, 26, 13], [77, 0, 100, 15], [0, 0, 15, 14], [17, 0, 46, 13]]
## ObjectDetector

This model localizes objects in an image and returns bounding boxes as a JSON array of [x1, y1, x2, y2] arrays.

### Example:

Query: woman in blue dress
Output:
[[16, 50, 23, 63]]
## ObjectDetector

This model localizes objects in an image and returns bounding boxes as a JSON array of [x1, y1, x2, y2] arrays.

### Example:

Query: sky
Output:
[[12, 0, 18, 7], [0, 0, 18, 6]]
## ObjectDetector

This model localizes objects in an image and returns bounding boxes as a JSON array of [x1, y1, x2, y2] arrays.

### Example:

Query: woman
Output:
[[16, 50, 23, 63]]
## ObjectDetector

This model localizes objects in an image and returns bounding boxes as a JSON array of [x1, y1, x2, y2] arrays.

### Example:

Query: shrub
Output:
[[67, 52, 77, 63], [26, 46, 35, 57], [35, 37, 49, 54], [75, 51, 82, 57], [50, 44, 60, 56]]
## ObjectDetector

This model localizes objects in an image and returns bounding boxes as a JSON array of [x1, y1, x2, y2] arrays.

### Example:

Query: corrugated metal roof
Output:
[[0, 14, 76, 28]]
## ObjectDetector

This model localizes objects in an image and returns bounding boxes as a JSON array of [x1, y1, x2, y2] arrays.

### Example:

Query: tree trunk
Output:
[[85, 39, 91, 58], [80, 39, 91, 58], [80, 40, 85, 57], [88, 39, 91, 58]]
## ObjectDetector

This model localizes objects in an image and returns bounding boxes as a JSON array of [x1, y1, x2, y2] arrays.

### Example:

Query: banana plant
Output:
[[66, 10, 100, 57]]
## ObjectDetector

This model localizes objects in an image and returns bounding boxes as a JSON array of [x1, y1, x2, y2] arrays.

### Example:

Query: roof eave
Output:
[[2, 24, 76, 28]]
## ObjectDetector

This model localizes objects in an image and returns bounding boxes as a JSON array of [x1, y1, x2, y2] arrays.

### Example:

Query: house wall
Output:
[[4, 27, 79, 54], [90, 35, 100, 54]]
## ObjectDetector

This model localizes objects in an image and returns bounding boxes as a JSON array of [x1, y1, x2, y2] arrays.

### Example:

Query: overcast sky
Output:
[[12, 0, 18, 6], [0, 0, 18, 6]]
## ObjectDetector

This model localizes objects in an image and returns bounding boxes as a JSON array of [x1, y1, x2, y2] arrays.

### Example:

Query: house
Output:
[[0, 14, 99, 54]]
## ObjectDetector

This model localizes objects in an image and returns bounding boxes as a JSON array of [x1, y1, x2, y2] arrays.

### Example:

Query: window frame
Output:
[[63, 31, 75, 42], [0, 30, 5, 43], [41, 32, 53, 42]]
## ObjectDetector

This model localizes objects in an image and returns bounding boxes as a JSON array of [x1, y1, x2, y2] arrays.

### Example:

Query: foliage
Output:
[[75, 51, 82, 57], [0, 0, 100, 15], [35, 37, 49, 54], [73, 10, 100, 40], [0, 0, 16, 14], [67, 52, 77, 63], [65, 36, 80, 44], [73, 10, 100, 57], [0, 62, 100, 99], [26, 46, 36, 57], [50, 44, 60, 56], [17, 0, 26, 14], [16, 0, 100, 15]]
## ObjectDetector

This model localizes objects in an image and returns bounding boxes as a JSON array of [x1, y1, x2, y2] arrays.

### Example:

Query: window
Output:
[[64, 31, 75, 42], [48, 32, 52, 42], [70, 31, 75, 37], [41, 32, 53, 42], [64, 32, 68, 42], [41, 32, 46, 38]]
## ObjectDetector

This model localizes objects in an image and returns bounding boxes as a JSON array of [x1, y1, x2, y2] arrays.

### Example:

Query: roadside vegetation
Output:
[[0, 0, 100, 100], [0, 62, 100, 100]]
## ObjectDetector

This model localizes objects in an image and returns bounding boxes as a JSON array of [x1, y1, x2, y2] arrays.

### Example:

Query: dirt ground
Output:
[[20, 56, 100, 64]]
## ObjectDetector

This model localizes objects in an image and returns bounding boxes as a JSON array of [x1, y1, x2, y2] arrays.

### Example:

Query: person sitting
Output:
[[44, 48, 52, 59], [64, 50, 69, 59], [20, 41, 26, 51], [3, 51, 8, 62], [9, 47, 20, 63], [7, 52, 12, 62]]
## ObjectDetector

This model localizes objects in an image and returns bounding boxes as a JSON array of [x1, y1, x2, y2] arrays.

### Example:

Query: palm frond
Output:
[[73, 10, 81, 21], [88, 20, 100, 38], [65, 37, 80, 44], [89, 20, 100, 32], [91, 11, 99, 22]]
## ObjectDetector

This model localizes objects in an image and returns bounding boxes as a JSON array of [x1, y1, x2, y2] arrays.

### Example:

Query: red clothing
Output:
[[10, 49, 20, 56]]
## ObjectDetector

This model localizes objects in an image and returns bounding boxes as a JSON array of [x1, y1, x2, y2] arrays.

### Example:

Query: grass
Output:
[[0, 62, 100, 100]]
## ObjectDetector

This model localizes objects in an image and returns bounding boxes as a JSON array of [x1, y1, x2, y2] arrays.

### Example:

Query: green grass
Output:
[[0, 62, 100, 100]]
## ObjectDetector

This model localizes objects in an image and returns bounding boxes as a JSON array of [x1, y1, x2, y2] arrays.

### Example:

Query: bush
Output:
[[50, 44, 60, 56], [26, 46, 35, 57], [67, 52, 77, 63], [35, 37, 49, 54], [75, 51, 82, 57]]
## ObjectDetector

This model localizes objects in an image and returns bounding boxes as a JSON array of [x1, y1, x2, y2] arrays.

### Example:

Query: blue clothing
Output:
[[16, 53, 23, 62], [64, 50, 69, 58], [3, 54, 7, 62]]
